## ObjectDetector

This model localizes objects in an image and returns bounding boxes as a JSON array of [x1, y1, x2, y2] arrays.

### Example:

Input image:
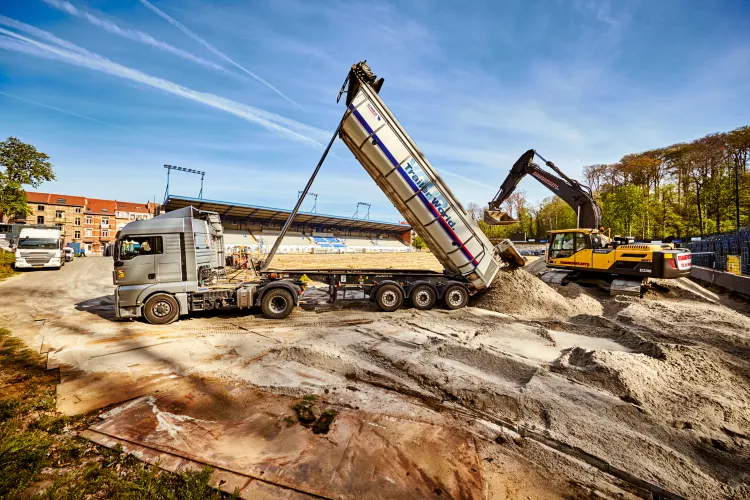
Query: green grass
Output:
[[0, 328, 236, 499], [0, 249, 16, 280]]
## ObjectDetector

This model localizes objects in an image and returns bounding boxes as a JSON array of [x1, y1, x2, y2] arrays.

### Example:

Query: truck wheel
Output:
[[375, 284, 403, 312], [443, 285, 469, 310], [410, 284, 436, 310], [143, 293, 179, 325], [261, 288, 295, 319]]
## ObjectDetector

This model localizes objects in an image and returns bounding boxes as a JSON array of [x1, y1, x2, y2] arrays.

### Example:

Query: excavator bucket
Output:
[[483, 209, 518, 226]]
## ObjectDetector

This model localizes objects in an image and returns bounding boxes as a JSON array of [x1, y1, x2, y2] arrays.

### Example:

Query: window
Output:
[[74, 230, 81, 239], [56, 224, 64, 231], [130, 214, 136, 220], [117, 236, 163, 260], [575, 233, 587, 252], [75, 207, 82, 213], [56, 210, 64, 218], [75, 218, 81, 226], [550, 232, 575, 259], [85, 228, 93, 237], [37, 215, 44, 224], [37, 205, 45, 211], [56, 198, 66, 204], [85, 216, 93, 224], [102, 230, 109, 238], [19, 238, 59, 249], [102, 208, 109, 213]]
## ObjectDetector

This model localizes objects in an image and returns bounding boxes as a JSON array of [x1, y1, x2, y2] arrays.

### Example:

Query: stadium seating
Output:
[[687, 227, 750, 276]]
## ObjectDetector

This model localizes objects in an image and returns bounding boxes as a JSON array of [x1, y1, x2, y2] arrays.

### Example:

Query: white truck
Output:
[[113, 62, 523, 324], [15, 227, 65, 270]]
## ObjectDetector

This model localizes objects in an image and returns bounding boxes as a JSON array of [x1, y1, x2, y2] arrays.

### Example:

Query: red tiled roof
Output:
[[85, 198, 117, 215], [26, 191, 86, 207], [115, 200, 150, 213]]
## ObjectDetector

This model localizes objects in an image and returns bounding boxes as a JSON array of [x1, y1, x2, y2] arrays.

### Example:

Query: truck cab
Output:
[[14, 227, 64, 269]]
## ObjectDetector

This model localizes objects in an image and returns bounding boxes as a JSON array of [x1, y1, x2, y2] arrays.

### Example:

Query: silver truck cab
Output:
[[113, 207, 225, 322]]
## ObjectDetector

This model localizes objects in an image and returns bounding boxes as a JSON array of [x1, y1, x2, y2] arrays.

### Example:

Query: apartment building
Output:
[[12, 192, 158, 254], [24, 192, 86, 242]]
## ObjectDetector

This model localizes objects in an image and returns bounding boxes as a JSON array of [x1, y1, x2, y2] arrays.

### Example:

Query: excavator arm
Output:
[[484, 149, 602, 229]]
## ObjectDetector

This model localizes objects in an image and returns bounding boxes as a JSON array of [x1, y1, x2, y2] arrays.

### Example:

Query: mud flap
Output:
[[494, 239, 526, 268]]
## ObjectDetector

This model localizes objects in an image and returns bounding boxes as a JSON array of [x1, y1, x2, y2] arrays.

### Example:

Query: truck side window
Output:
[[119, 236, 163, 260]]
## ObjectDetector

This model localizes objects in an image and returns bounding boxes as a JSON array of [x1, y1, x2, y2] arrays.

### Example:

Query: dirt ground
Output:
[[1, 255, 749, 499]]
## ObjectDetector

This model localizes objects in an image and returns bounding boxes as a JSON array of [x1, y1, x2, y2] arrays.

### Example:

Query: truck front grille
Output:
[[20, 252, 53, 265]]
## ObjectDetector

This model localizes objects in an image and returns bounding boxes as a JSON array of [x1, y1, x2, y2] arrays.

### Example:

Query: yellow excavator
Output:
[[484, 150, 692, 295]]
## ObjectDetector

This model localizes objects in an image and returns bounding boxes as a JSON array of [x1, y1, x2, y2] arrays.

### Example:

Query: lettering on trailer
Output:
[[403, 160, 456, 230], [366, 104, 382, 121], [531, 171, 559, 191], [348, 103, 479, 267]]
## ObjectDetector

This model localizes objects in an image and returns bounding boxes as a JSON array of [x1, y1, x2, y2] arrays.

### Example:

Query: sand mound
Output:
[[648, 277, 721, 303], [475, 268, 603, 318], [556, 345, 750, 434]]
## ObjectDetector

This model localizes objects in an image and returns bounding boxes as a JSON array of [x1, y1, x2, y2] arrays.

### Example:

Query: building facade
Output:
[[11, 192, 158, 254]]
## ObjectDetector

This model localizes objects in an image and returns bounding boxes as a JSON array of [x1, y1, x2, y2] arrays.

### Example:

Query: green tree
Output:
[[602, 184, 645, 236], [0, 137, 55, 219]]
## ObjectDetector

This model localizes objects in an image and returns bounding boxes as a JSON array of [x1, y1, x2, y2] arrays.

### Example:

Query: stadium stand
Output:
[[162, 195, 414, 256], [687, 227, 750, 276]]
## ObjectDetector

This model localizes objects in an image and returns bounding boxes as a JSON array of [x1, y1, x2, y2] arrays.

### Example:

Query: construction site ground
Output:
[[1, 254, 749, 499]]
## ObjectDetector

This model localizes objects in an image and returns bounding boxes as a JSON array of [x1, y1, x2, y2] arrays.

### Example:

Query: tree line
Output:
[[466, 126, 750, 241]]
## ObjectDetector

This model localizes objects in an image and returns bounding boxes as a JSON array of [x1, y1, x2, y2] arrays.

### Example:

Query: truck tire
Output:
[[143, 293, 179, 325], [375, 284, 403, 312], [410, 284, 436, 310], [261, 288, 295, 319], [443, 285, 469, 310]]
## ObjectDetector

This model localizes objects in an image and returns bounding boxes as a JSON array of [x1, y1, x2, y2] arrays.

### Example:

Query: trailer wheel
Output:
[[410, 284, 436, 310], [143, 293, 179, 325], [261, 288, 295, 319], [443, 285, 469, 310], [375, 284, 403, 312]]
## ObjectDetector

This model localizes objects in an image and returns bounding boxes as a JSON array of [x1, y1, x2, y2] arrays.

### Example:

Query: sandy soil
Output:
[[1, 255, 749, 499]]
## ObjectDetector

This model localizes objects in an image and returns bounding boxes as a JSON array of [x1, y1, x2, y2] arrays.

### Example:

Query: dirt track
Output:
[[1, 255, 749, 499]]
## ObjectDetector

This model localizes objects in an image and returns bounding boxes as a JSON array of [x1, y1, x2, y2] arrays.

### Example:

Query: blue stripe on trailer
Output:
[[348, 104, 479, 267]]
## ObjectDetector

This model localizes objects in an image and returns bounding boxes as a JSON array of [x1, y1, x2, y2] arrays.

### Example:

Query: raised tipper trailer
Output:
[[113, 62, 523, 324]]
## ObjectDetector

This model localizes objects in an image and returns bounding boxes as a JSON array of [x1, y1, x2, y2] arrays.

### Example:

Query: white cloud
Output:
[[138, 0, 301, 108], [41, 0, 227, 73], [0, 20, 326, 147]]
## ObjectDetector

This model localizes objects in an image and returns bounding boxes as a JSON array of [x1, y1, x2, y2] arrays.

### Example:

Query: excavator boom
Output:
[[484, 149, 602, 229]]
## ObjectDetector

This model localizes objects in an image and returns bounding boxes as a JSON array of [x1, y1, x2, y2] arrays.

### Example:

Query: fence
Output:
[[687, 227, 750, 276]]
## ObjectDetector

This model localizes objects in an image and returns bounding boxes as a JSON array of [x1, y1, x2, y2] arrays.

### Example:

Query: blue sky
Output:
[[1, 0, 748, 222]]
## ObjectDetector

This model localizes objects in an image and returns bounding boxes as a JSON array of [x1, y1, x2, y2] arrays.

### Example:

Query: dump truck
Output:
[[113, 62, 523, 324]]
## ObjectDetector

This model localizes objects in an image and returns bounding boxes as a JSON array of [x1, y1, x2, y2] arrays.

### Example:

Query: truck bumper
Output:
[[14, 258, 62, 269], [114, 287, 142, 320]]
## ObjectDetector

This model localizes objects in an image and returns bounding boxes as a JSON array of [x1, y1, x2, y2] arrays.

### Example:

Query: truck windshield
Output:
[[18, 238, 59, 249], [118, 236, 161, 260]]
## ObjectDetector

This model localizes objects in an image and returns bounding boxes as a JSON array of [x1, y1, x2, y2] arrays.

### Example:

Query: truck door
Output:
[[115, 236, 158, 285], [154, 234, 183, 282], [572, 232, 593, 270]]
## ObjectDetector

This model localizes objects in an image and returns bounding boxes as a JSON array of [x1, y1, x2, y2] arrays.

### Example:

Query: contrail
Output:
[[0, 22, 324, 146], [0, 91, 138, 133], [138, 0, 301, 108], [40, 0, 227, 74]]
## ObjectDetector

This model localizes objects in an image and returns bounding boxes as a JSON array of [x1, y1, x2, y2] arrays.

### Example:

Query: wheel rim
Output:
[[269, 295, 288, 314], [152, 300, 172, 318], [381, 290, 398, 307], [414, 289, 432, 307], [447, 289, 464, 307]]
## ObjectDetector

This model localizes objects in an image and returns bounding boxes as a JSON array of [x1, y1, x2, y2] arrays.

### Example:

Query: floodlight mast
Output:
[[163, 164, 206, 202], [353, 202, 371, 220], [297, 191, 319, 213]]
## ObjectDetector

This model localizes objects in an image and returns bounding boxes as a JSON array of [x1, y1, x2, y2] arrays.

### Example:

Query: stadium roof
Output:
[[162, 195, 411, 233]]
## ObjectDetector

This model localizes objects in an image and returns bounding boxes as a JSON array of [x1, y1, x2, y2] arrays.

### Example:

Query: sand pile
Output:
[[556, 345, 750, 436], [475, 268, 602, 318], [523, 257, 550, 276]]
